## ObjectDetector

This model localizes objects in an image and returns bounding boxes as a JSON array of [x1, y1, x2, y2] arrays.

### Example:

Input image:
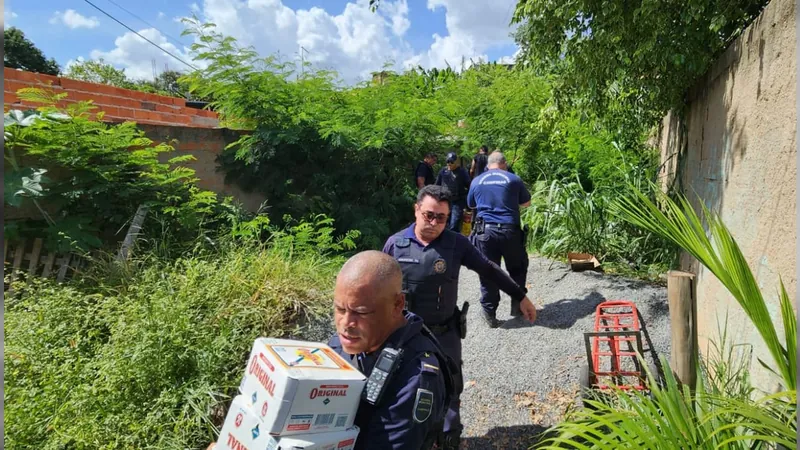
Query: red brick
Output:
[[4, 80, 35, 94], [96, 105, 121, 117], [197, 109, 218, 118], [4, 92, 20, 104], [7, 69, 61, 86], [125, 90, 148, 101], [155, 103, 181, 113], [114, 107, 137, 119], [59, 78, 101, 93]]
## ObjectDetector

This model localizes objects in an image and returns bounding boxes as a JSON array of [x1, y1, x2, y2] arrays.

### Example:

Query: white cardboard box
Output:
[[217, 395, 360, 450], [239, 338, 366, 436]]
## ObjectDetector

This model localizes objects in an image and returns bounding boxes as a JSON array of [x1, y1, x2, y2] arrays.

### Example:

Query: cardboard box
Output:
[[216, 395, 360, 450], [239, 338, 366, 436], [567, 252, 601, 272]]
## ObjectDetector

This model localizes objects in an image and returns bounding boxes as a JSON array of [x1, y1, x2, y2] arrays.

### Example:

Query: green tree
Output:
[[64, 58, 130, 87], [511, 0, 769, 121], [4, 27, 60, 75]]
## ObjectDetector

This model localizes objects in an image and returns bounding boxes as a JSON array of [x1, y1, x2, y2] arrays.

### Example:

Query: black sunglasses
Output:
[[420, 210, 449, 223]]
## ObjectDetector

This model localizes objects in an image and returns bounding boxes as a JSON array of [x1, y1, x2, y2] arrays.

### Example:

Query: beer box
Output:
[[239, 338, 366, 436], [217, 395, 360, 450]]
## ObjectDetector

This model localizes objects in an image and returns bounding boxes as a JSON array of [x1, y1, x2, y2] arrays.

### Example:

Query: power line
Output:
[[101, 0, 188, 50], [82, 0, 198, 71]]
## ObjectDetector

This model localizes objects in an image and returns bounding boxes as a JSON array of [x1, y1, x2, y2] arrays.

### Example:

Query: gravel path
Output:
[[459, 256, 671, 449]]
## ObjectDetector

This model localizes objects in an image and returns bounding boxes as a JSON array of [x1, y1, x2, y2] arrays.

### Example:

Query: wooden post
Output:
[[668, 270, 697, 390], [117, 205, 150, 262], [27, 238, 43, 276]]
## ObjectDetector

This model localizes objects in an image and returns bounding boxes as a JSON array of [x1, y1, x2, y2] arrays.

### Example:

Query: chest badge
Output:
[[433, 258, 447, 274]]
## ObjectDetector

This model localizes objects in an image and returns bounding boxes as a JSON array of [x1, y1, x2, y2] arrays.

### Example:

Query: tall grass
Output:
[[4, 240, 342, 449], [521, 178, 676, 278]]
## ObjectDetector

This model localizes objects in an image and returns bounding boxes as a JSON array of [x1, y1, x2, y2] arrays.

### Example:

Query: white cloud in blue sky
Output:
[[49, 10, 101, 30], [6, 0, 520, 84]]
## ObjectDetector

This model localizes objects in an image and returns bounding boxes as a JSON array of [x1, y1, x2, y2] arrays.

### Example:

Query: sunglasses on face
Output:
[[420, 210, 449, 223]]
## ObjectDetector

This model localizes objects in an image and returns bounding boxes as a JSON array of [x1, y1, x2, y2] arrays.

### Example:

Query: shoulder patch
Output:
[[413, 388, 434, 423], [395, 237, 411, 248]]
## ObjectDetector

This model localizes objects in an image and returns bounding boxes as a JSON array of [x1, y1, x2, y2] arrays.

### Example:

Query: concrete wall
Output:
[[3, 67, 266, 212], [655, 0, 796, 392]]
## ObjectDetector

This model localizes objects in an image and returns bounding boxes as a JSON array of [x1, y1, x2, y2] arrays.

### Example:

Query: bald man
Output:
[[327, 251, 456, 450]]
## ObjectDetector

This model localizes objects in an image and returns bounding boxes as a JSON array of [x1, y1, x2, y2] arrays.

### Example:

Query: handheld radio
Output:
[[363, 347, 403, 405]]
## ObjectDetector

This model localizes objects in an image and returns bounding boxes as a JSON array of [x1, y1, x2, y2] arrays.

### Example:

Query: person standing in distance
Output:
[[469, 145, 489, 179], [467, 151, 532, 327], [328, 251, 456, 450], [382, 185, 537, 449], [415, 153, 437, 189], [435, 152, 471, 233]]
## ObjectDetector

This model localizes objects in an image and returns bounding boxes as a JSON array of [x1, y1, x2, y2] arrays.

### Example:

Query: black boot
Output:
[[442, 430, 461, 450], [481, 309, 501, 328]]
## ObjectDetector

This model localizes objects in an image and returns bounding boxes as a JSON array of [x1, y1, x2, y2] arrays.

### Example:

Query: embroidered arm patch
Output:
[[413, 388, 434, 423]]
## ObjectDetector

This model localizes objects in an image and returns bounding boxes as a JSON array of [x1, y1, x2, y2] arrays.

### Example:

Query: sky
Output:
[[3, 0, 522, 84]]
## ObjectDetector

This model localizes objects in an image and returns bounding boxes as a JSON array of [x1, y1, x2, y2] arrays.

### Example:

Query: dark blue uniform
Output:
[[328, 312, 451, 450], [466, 168, 532, 316], [415, 161, 436, 187], [435, 166, 471, 232], [382, 225, 527, 442]]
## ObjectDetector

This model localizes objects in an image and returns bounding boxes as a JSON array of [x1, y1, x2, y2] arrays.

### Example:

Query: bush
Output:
[[4, 238, 343, 449], [3, 88, 218, 253]]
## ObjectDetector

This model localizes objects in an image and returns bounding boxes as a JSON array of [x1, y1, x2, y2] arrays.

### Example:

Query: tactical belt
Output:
[[428, 314, 457, 335], [484, 222, 520, 230]]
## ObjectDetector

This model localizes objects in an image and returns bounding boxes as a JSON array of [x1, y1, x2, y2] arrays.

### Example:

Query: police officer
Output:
[[469, 145, 489, 179], [382, 185, 537, 449], [415, 153, 437, 189], [467, 151, 532, 327], [328, 251, 456, 449], [435, 152, 471, 233]]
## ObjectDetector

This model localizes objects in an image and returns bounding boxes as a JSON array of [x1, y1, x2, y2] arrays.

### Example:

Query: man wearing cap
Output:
[[435, 152, 471, 232], [382, 185, 538, 449], [467, 151, 532, 327]]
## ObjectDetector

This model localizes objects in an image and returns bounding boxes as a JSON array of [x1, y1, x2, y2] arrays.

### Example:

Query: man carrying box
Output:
[[328, 250, 458, 450]]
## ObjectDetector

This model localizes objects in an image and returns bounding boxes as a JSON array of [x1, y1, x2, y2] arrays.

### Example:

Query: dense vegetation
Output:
[[179, 17, 674, 271], [4, 236, 347, 449]]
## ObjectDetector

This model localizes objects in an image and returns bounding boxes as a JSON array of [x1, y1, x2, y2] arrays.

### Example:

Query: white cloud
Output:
[[50, 9, 100, 29], [381, 0, 410, 37], [80, 0, 518, 84], [406, 0, 517, 70], [157, 11, 166, 19], [89, 28, 199, 80], [183, 0, 412, 83], [4, 9, 19, 24], [497, 48, 521, 65]]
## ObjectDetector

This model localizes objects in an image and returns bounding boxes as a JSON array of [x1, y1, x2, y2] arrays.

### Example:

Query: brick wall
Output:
[[3, 68, 267, 212], [3, 67, 219, 128]]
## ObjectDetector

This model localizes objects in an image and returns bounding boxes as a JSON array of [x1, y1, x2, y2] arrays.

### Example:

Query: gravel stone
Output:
[[459, 256, 671, 449]]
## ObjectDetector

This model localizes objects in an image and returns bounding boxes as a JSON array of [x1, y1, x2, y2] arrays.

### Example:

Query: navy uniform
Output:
[[382, 225, 527, 447], [435, 153, 471, 233], [466, 167, 532, 320], [328, 311, 457, 450]]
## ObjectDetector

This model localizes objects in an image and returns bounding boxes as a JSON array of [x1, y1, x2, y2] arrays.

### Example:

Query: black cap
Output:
[[446, 152, 457, 163]]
